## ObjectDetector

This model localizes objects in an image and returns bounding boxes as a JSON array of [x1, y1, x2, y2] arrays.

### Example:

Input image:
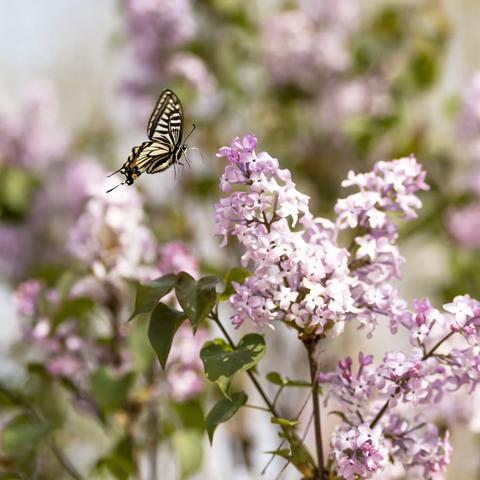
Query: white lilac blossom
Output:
[[215, 134, 357, 335], [68, 182, 156, 280]]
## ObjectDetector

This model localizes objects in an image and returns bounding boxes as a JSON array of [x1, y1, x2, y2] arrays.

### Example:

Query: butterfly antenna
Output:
[[107, 166, 124, 178], [106, 181, 125, 193], [183, 123, 196, 143]]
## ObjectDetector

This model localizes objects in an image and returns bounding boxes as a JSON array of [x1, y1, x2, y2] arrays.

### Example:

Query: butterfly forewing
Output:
[[147, 89, 184, 146]]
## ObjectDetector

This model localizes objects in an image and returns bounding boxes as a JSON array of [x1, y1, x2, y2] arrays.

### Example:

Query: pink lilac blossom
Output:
[[14, 280, 42, 317], [158, 241, 199, 277], [263, 1, 357, 90], [215, 134, 357, 335], [166, 325, 207, 402], [319, 291, 480, 478], [447, 202, 480, 249], [0, 81, 67, 171], [122, 0, 214, 116]]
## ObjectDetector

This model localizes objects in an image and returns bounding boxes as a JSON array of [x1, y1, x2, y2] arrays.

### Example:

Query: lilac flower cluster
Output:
[[263, 0, 357, 90], [68, 182, 157, 280], [336, 156, 429, 335], [319, 292, 480, 478], [122, 0, 215, 115], [215, 135, 427, 339], [215, 135, 357, 335], [448, 71, 480, 248]]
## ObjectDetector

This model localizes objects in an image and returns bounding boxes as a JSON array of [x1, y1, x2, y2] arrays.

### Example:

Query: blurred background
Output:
[[0, 0, 480, 478]]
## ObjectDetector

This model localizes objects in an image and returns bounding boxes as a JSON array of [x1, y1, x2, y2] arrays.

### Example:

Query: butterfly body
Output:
[[108, 89, 193, 191]]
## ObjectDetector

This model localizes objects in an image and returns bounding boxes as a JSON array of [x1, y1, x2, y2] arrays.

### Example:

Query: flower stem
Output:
[[305, 341, 326, 480]]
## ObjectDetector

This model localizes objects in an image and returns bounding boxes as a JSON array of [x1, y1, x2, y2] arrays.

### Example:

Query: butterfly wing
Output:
[[147, 89, 184, 147]]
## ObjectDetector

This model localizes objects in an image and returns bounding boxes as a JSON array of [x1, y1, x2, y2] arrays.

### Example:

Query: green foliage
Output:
[[205, 391, 247, 442], [90, 368, 135, 414], [220, 267, 251, 301], [51, 296, 95, 328], [0, 166, 37, 221], [148, 302, 186, 369], [175, 272, 218, 330], [95, 437, 136, 480], [173, 400, 205, 432], [266, 371, 311, 388], [129, 274, 177, 321], [173, 430, 204, 479], [200, 334, 265, 398], [270, 417, 299, 427], [2, 414, 50, 456]]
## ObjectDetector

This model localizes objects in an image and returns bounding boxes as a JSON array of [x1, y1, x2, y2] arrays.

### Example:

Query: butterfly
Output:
[[107, 89, 195, 192]]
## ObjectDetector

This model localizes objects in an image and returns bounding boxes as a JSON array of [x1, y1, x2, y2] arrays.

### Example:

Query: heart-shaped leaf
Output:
[[148, 302, 186, 369], [205, 391, 247, 443], [220, 267, 250, 301], [129, 274, 176, 321], [200, 334, 265, 398], [175, 273, 218, 329], [91, 368, 135, 414]]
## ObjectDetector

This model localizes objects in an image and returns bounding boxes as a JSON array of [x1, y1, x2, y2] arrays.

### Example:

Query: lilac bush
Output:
[[204, 134, 480, 479]]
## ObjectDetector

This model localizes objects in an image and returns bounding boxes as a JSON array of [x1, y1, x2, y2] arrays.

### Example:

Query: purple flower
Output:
[[216, 135, 356, 334], [447, 202, 480, 248], [14, 280, 42, 317]]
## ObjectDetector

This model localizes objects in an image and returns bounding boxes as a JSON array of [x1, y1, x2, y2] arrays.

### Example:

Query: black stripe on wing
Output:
[[147, 89, 184, 144], [130, 141, 172, 174]]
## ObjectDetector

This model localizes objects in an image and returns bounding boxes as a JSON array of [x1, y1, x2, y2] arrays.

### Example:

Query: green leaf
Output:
[[52, 297, 95, 328], [205, 392, 247, 442], [271, 417, 300, 428], [2, 414, 50, 456], [266, 371, 283, 385], [91, 368, 135, 413], [95, 437, 135, 480], [148, 302, 186, 369], [266, 371, 311, 388], [220, 267, 250, 300], [173, 400, 205, 431], [173, 430, 203, 479], [200, 334, 265, 398], [129, 274, 177, 321], [175, 272, 218, 329]]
